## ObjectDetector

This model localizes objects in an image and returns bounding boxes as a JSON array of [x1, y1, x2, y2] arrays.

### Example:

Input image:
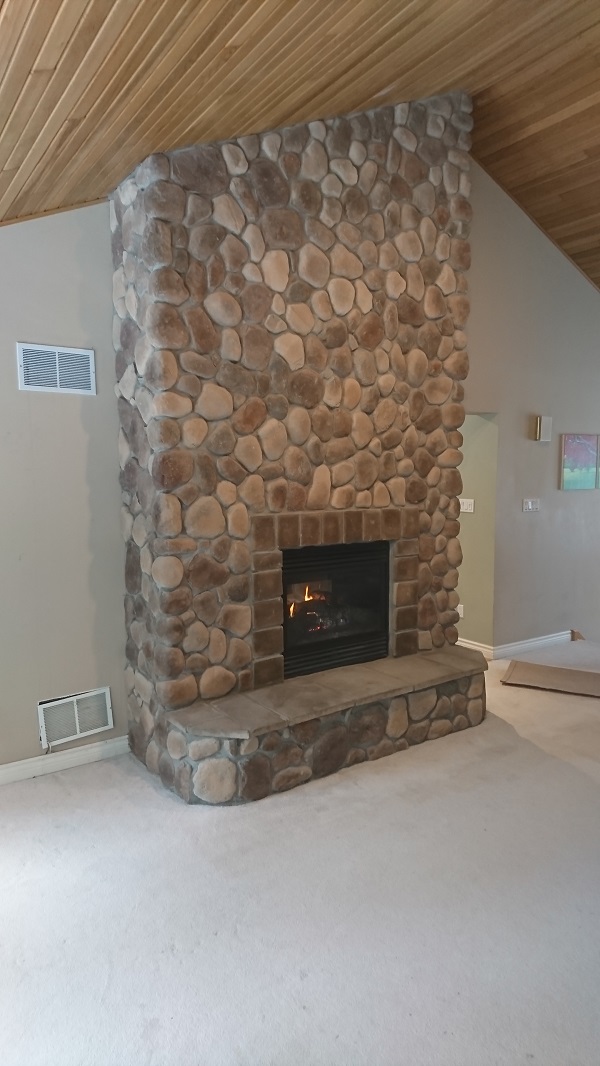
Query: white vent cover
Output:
[[38, 687, 112, 748], [17, 342, 96, 395]]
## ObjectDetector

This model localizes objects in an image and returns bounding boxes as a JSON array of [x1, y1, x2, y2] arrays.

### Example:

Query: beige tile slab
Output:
[[167, 703, 250, 739], [310, 662, 411, 704], [427, 646, 488, 675], [215, 693, 288, 736], [244, 677, 342, 725]]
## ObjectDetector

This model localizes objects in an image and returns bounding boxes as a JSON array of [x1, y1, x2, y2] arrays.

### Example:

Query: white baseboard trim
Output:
[[457, 631, 572, 661], [456, 637, 494, 659], [0, 736, 130, 787]]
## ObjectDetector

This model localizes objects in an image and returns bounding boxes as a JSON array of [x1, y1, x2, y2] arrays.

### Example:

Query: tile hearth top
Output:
[[167, 646, 488, 741]]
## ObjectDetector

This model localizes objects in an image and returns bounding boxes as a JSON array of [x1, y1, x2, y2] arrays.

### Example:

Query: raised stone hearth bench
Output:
[[150, 645, 487, 804]]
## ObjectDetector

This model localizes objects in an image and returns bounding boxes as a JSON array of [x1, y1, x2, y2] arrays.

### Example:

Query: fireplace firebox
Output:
[[282, 541, 390, 678]]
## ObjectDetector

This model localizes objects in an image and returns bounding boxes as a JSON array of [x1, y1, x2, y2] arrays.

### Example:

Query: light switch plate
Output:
[[459, 498, 475, 512], [522, 498, 540, 512]]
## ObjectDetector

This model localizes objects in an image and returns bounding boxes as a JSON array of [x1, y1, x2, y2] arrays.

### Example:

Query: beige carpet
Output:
[[502, 640, 600, 697]]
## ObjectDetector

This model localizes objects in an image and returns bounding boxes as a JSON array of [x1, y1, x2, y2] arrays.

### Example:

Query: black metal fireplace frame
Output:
[[282, 540, 390, 679]]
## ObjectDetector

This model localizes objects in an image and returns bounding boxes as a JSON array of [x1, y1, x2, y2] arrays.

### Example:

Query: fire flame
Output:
[[289, 585, 316, 618]]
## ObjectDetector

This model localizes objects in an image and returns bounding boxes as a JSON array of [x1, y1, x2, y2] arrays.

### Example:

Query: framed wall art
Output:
[[560, 433, 599, 490]]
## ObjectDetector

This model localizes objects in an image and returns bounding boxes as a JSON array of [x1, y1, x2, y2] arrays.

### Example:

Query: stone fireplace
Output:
[[112, 91, 487, 804]]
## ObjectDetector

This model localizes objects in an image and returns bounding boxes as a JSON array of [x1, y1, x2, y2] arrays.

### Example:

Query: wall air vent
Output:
[[38, 687, 113, 749], [17, 342, 96, 395]]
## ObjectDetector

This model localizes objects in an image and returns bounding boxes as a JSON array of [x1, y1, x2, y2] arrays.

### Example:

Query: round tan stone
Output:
[[222, 143, 248, 175], [311, 290, 333, 320], [331, 485, 355, 508], [221, 328, 241, 361], [354, 279, 373, 313], [143, 349, 178, 391], [330, 243, 362, 279], [286, 406, 311, 444], [387, 696, 409, 738], [182, 417, 209, 448], [428, 719, 452, 740], [332, 460, 354, 486], [151, 392, 192, 418], [351, 410, 374, 448], [262, 249, 289, 291], [227, 501, 250, 538], [217, 604, 251, 637], [184, 496, 226, 538], [354, 348, 377, 385], [406, 348, 429, 387], [258, 418, 288, 460], [192, 756, 237, 803], [188, 739, 220, 763], [207, 628, 227, 664], [424, 376, 453, 405], [354, 450, 378, 489], [152, 556, 184, 589], [234, 435, 263, 472], [286, 303, 314, 335], [408, 688, 437, 721], [272, 332, 304, 371], [154, 494, 182, 536], [239, 474, 265, 510], [373, 481, 391, 506], [327, 278, 355, 315], [424, 286, 446, 319], [343, 377, 361, 409], [196, 382, 233, 420], [373, 398, 397, 433], [388, 477, 406, 505], [216, 481, 237, 507], [183, 621, 210, 652], [385, 271, 406, 299], [244, 223, 265, 262], [395, 230, 423, 262], [213, 193, 245, 233], [298, 242, 330, 287], [438, 448, 462, 468], [300, 139, 328, 181], [156, 675, 198, 710], [204, 292, 242, 327], [307, 464, 331, 509], [166, 730, 188, 760], [323, 376, 342, 408], [146, 304, 189, 349]]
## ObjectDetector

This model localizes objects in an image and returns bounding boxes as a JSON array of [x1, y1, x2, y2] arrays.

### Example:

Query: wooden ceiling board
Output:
[[0, 0, 599, 287]]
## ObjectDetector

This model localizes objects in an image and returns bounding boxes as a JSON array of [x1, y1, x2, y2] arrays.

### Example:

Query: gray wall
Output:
[[456, 414, 498, 647], [0, 205, 126, 764], [468, 162, 600, 645]]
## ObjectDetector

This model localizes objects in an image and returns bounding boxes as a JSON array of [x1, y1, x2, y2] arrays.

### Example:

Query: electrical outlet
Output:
[[459, 498, 475, 512], [457, 604, 464, 618], [522, 498, 540, 512]]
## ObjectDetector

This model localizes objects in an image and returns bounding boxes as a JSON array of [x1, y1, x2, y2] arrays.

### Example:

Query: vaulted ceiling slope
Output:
[[1, 0, 599, 287]]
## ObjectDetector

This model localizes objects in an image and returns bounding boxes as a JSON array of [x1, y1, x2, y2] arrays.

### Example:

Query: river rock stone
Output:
[[205, 292, 242, 326], [196, 382, 233, 420], [192, 756, 237, 802], [298, 243, 330, 287], [185, 497, 226, 538]]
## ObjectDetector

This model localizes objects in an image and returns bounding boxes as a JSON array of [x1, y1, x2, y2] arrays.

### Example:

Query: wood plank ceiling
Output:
[[0, 0, 599, 287]]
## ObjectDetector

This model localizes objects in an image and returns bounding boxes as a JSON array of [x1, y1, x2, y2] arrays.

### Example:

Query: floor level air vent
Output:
[[38, 687, 113, 749], [17, 342, 96, 395]]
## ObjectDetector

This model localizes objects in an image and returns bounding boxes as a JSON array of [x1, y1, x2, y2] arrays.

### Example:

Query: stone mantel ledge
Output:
[[167, 644, 486, 740]]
